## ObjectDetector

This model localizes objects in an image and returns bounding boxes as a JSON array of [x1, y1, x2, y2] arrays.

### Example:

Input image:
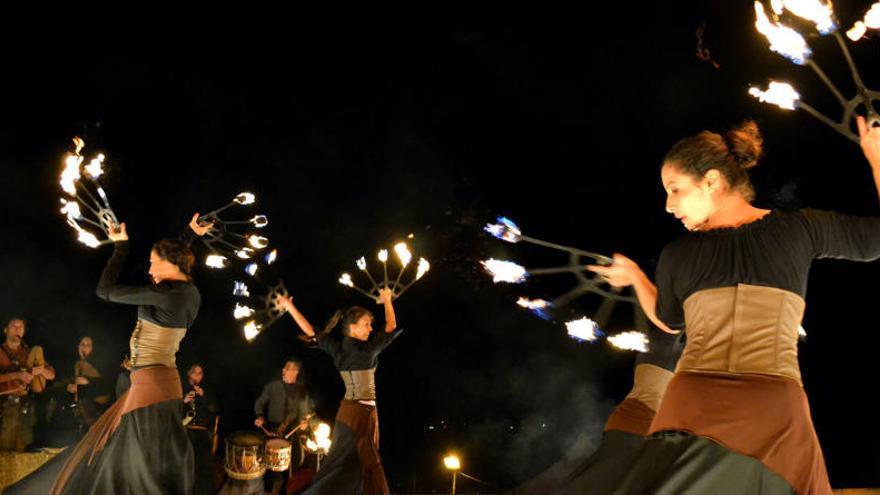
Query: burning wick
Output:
[[245, 263, 258, 276], [233, 281, 251, 298], [247, 235, 269, 249], [234, 304, 255, 320], [236, 248, 255, 259], [205, 254, 228, 269], [484, 216, 522, 243], [481, 259, 527, 284], [243, 320, 261, 342], [265, 249, 278, 264], [234, 192, 256, 205], [566, 317, 602, 342], [339, 273, 354, 287], [607, 331, 649, 352], [749, 81, 800, 110], [251, 215, 268, 228]]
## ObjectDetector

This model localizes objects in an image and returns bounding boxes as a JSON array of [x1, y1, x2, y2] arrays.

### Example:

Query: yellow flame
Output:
[[73, 136, 84, 154], [749, 81, 800, 110], [778, 0, 836, 34], [266, 249, 278, 265], [205, 254, 227, 269], [316, 437, 332, 451], [847, 20, 867, 40], [77, 230, 101, 248], [315, 422, 331, 439], [378, 249, 388, 262], [357, 256, 367, 270], [306, 439, 318, 451], [443, 455, 461, 471], [244, 320, 261, 341], [416, 258, 430, 280], [236, 248, 254, 259], [235, 192, 256, 205], [865, 3, 880, 29], [251, 215, 268, 228], [754, 1, 812, 64], [234, 303, 255, 320], [516, 297, 549, 309], [60, 154, 83, 196], [481, 259, 527, 283], [607, 331, 649, 352], [339, 273, 354, 287], [248, 235, 269, 249], [565, 317, 600, 342], [394, 242, 412, 266], [84, 154, 105, 179], [60, 199, 82, 221]]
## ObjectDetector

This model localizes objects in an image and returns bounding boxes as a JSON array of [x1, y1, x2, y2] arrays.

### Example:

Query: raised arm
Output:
[[857, 116, 880, 204], [588, 254, 679, 335], [278, 295, 315, 337], [377, 287, 397, 333]]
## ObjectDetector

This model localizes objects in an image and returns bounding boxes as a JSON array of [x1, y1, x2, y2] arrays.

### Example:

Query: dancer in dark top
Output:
[[279, 287, 398, 495], [7, 213, 211, 495], [588, 117, 880, 494]]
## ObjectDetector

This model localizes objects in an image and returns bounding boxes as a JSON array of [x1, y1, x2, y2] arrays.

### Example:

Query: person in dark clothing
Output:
[[6, 213, 211, 495], [588, 117, 880, 494], [183, 363, 219, 495], [254, 356, 314, 495], [279, 287, 398, 495]]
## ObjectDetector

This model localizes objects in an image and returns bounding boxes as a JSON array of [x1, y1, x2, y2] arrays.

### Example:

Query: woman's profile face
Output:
[[78, 337, 93, 359], [148, 250, 181, 284], [661, 163, 717, 231], [348, 315, 374, 341]]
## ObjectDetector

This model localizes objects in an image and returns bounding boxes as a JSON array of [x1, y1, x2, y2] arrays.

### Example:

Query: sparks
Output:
[[205, 254, 228, 269], [356, 256, 367, 270], [566, 317, 601, 342], [607, 331, 649, 352], [265, 249, 278, 264], [245, 263, 258, 276], [243, 320, 261, 342], [233, 281, 250, 298], [234, 303, 255, 320], [481, 259, 527, 283], [749, 81, 801, 110], [378, 249, 388, 262], [339, 273, 354, 287], [251, 215, 268, 228], [247, 235, 269, 249], [415, 258, 430, 280], [754, 1, 812, 65], [234, 192, 256, 205], [394, 242, 412, 267], [484, 216, 522, 243]]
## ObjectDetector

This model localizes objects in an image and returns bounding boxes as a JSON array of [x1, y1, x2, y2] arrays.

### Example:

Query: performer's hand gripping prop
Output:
[[337, 241, 430, 302], [194, 192, 270, 269]]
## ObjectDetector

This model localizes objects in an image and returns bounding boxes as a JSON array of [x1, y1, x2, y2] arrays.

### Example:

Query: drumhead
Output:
[[266, 438, 292, 448], [227, 431, 263, 447]]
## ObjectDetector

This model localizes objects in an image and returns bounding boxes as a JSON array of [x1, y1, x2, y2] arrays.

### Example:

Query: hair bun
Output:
[[725, 120, 763, 170]]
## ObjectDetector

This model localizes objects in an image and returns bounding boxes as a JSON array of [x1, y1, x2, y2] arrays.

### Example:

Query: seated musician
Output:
[[254, 356, 314, 495], [183, 363, 219, 495], [0, 317, 55, 452]]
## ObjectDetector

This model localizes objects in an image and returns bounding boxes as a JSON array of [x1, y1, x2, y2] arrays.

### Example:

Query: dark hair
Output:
[[663, 120, 763, 201], [282, 356, 302, 368], [152, 239, 196, 276], [187, 363, 205, 374], [320, 306, 374, 337]]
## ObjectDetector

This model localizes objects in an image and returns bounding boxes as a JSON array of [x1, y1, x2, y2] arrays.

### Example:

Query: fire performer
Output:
[[278, 287, 399, 495], [588, 118, 880, 494], [253, 356, 313, 495], [4, 214, 211, 494], [0, 318, 56, 452]]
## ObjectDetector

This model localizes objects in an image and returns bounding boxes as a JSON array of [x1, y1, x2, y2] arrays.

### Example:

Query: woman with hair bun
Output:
[[589, 118, 880, 494], [278, 287, 398, 495], [6, 214, 212, 495]]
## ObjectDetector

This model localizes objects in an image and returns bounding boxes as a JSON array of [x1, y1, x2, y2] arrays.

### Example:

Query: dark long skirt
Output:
[[4, 366, 194, 495], [616, 371, 829, 495], [304, 400, 388, 495]]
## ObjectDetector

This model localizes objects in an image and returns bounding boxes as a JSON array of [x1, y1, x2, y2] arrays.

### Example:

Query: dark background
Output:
[[2, 1, 879, 491]]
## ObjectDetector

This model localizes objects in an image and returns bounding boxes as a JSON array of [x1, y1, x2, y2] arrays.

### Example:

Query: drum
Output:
[[265, 438, 292, 472], [224, 431, 266, 480]]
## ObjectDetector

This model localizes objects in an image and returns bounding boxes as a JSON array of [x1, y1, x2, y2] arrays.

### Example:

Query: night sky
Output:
[[2, 1, 880, 491]]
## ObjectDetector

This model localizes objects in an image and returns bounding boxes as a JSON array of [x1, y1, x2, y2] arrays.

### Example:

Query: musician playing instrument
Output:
[[254, 357, 314, 495], [183, 363, 219, 495], [0, 318, 55, 451]]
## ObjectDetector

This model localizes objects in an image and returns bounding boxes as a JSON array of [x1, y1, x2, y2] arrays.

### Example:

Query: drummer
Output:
[[254, 356, 314, 494]]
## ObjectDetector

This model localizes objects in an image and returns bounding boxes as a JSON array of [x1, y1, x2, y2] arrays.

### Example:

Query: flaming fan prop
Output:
[[302, 422, 332, 471], [748, 0, 880, 143], [196, 192, 270, 269], [58, 137, 119, 248], [232, 249, 288, 342], [338, 241, 430, 302], [482, 217, 649, 352]]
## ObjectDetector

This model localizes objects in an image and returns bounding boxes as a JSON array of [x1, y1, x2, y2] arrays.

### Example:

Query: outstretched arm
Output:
[[377, 288, 397, 333], [278, 295, 315, 337], [857, 116, 880, 205], [588, 254, 679, 335]]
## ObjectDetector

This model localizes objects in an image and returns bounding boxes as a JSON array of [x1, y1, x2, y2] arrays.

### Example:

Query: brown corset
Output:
[[340, 369, 377, 401], [677, 284, 804, 384], [129, 319, 187, 369]]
